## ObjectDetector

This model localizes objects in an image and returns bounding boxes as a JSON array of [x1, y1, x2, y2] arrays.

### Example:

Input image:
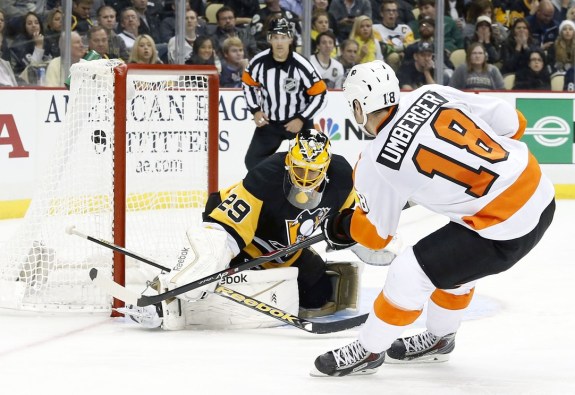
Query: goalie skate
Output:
[[385, 331, 456, 364], [310, 340, 385, 377]]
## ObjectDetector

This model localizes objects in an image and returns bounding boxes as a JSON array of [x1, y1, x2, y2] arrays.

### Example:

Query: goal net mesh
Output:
[[0, 59, 215, 312]]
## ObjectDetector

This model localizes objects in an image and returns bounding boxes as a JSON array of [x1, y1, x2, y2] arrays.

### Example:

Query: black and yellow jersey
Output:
[[205, 152, 356, 267]]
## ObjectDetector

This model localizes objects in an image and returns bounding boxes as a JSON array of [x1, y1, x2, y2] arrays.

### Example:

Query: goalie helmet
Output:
[[284, 129, 331, 209], [343, 60, 399, 135], [267, 17, 293, 40]]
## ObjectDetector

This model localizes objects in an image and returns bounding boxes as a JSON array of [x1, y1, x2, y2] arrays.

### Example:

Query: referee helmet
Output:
[[267, 17, 293, 40]]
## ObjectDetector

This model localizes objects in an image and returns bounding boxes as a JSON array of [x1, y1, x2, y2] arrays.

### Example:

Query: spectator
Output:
[[185, 36, 221, 72], [464, 16, 502, 65], [513, 48, 551, 89], [223, 0, 260, 26], [249, 0, 303, 51], [219, 36, 249, 88], [44, 7, 63, 58], [337, 38, 359, 75], [72, 0, 95, 36], [461, 0, 507, 43], [397, 40, 436, 89], [212, 6, 258, 60], [128, 34, 161, 64], [3, 0, 46, 38], [405, 15, 455, 81], [371, 0, 416, 25], [411, 0, 463, 55], [159, 1, 207, 44], [97, 5, 129, 61], [564, 66, 574, 90], [500, 17, 538, 74], [329, 0, 372, 42], [313, 0, 339, 38], [9, 11, 52, 75], [349, 15, 383, 64], [117, 7, 140, 51], [568, 5, 575, 22], [45, 31, 86, 87], [311, 10, 338, 57], [548, 20, 575, 72], [373, 0, 415, 71], [527, 0, 559, 50], [86, 26, 110, 59], [280, 0, 304, 17], [167, 9, 200, 64], [449, 42, 505, 90], [0, 9, 10, 61], [130, 0, 162, 44], [0, 56, 18, 86], [310, 31, 345, 88]]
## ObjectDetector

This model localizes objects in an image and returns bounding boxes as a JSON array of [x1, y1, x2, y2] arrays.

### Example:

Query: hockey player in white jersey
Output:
[[311, 60, 556, 377]]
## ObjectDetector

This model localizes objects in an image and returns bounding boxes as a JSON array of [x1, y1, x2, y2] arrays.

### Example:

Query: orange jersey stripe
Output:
[[373, 292, 422, 326], [350, 208, 392, 250], [242, 70, 260, 87], [462, 152, 541, 230], [512, 110, 527, 140], [306, 80, 327, 96], [430, 288, 475, 310]]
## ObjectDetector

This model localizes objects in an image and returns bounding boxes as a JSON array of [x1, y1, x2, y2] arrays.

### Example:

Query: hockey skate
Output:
[[310, 340, 385, 377], [115, 304, 163, 329], [385, 331, 456, 363]]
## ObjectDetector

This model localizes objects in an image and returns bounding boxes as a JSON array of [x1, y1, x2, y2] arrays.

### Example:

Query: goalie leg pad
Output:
[[182, 267, 299, 329], [299, 261, 361, 318], [158, 226, 233, 301]]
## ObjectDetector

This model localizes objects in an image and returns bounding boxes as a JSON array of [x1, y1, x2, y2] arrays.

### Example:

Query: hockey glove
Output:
[[322, 208, 357, 250]]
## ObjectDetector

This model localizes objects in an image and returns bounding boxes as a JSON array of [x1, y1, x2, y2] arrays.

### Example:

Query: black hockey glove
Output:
[[322, 208, 357, 250]]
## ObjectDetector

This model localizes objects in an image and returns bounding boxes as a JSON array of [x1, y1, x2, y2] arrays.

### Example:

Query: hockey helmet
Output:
[[343, 60, 399, 135], [284, 129, 331, 209], [267, 17, 293, 40]]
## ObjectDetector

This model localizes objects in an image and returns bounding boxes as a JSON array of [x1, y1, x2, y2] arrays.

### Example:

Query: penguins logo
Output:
[[286, 207, 330, 245], [299, 132, 325, 162]]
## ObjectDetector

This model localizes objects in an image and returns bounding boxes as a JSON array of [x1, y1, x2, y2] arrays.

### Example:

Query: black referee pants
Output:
[[244, 119, 314, 171]]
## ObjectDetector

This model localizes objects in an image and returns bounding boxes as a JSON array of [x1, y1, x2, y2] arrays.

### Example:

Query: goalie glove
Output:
[[322, 208, 357, 250]]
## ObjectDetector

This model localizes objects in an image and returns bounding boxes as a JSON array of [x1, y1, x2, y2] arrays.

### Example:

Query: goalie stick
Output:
[[71, 228, 368, 333]]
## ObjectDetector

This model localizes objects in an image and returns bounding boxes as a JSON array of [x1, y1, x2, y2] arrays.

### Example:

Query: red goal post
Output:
[[0, 60, 220, 313]]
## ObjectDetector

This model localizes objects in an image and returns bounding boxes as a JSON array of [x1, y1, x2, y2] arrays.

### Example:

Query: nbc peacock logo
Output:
[[314, 118, 341, 140]]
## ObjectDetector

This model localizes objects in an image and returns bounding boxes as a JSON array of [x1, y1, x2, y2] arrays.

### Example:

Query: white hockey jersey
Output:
[[350, 85, 555, 247]]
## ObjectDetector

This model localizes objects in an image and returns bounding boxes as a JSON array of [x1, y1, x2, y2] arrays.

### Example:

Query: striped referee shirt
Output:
[[242, 49, 327, 122]]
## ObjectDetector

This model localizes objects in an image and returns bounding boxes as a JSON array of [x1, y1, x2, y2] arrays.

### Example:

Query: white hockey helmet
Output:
[[343, 60, 399, 134]]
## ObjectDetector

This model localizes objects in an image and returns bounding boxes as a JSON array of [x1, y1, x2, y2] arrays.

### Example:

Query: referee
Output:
[[242, 17, 328, 170]]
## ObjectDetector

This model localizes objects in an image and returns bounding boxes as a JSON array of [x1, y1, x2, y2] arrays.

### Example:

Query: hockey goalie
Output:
[[120, 130, 397, 330]]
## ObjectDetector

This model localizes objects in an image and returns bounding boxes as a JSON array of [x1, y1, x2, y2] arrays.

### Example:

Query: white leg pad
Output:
[[182, 267, 299, 329], [158, 226, 233, 302]]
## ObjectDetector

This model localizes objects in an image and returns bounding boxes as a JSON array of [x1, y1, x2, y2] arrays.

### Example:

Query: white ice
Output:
[[1, 201, 574, 395]]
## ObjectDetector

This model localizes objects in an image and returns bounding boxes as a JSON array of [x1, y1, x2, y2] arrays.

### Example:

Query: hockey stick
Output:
[[70, 227, 325, 306], [70, 228, 367, 333], [66, 226, 166, 271]]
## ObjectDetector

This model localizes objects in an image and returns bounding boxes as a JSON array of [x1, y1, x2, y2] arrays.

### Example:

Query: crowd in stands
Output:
[[0, 0, 574, 90]]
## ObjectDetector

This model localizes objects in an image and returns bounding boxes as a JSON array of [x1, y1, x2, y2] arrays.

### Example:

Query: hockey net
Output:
[[0, 60, 219, 312]]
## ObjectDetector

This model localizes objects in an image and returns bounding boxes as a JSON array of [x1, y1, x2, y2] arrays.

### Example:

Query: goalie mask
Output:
[[284, 129, 331, 209]]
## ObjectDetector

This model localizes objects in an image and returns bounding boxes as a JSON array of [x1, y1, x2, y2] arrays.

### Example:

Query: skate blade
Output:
[[385, 353, 450, 364], [309, 366, 379, 377]]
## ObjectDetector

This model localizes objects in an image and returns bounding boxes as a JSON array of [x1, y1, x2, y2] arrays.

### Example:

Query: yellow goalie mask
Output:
[[284, 129, 331, 209]]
